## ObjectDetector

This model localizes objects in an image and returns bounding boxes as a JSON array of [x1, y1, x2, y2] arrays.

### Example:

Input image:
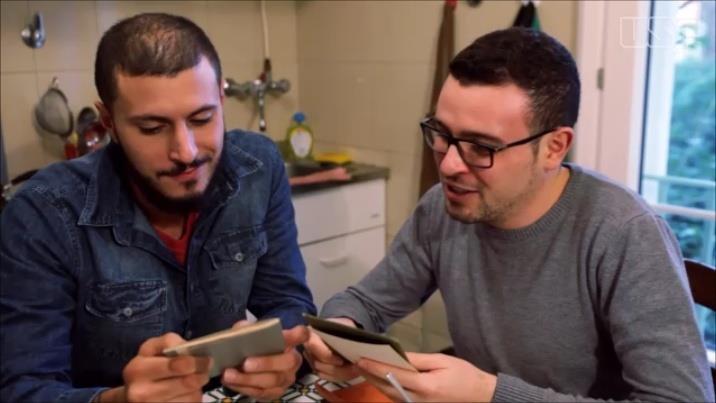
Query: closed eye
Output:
[[190, 116, 212, 126], [138, 125, 164, 135], [189, 110, 215, 126]]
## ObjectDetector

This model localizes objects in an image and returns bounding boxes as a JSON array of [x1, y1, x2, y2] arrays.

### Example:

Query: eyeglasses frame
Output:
[[420, 117, 557, 168]]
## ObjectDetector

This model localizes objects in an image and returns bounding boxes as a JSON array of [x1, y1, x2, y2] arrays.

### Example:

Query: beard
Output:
[[129, 163, 206, 214], [444, 160, 541, 225], [111, 139, 216, 215]]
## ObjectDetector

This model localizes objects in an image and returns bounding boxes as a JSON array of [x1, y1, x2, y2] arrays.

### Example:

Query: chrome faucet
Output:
[[224, 59, 290, 132]]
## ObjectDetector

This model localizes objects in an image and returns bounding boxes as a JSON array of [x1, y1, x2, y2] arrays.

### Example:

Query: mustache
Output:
[[158, 155, 212, 177], [440, 175, 482, 192]]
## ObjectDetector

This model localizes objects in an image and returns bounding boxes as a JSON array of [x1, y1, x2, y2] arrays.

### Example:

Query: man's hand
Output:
[[96, 333, 213, 402], [356, 352, 497, 402], [302, 317, 361, 382], [221, 321, 308, 400]]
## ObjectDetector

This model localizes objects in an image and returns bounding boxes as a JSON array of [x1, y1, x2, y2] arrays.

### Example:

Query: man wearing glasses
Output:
[[303, 28, 714, 401]]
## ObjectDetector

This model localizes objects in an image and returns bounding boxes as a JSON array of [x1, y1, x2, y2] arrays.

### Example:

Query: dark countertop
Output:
[[289, 162, 390, 195]]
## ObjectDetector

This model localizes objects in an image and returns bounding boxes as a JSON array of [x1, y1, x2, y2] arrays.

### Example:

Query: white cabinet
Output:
[[300, 227, 384, 308], [292, 179, 386, 310]]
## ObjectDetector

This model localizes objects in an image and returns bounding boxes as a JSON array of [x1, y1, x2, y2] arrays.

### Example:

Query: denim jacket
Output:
[[0, 130, 316, 403]]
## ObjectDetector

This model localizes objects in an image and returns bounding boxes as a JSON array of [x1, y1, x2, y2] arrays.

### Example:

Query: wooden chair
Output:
[[684, 258, 716, 391]]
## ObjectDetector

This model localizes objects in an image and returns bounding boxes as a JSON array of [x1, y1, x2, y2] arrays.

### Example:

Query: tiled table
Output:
[[202, 374, 350, 403]]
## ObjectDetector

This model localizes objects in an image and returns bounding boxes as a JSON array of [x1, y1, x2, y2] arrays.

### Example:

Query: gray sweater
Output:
[[321, 164, 714, 402]]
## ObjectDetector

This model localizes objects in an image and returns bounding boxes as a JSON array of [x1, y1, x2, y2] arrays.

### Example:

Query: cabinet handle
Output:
[[319, 254, 349, 268]]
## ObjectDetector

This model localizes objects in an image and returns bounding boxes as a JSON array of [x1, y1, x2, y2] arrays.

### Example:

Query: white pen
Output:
[[385, 371, 413, 403]]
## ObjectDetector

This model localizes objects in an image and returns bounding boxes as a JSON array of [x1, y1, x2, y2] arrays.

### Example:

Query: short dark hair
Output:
[[95, 13, 222, 109], [449, 27, 580, 134]]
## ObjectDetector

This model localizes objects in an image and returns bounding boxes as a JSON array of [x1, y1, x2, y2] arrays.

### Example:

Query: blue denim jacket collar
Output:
[[76, 133, 264, 232]]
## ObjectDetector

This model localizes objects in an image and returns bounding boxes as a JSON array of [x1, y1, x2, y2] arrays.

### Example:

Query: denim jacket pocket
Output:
[[205, 226, 268, 271], [85, 280, 167, 324]]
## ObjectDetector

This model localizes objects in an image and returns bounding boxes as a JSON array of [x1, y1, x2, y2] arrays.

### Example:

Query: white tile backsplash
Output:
[[32, 1, 98, 72], [1, 1, 300, 178], [1, 73, 61, 178], [96, 1, 209, 34], [1, 1, 35, 74]]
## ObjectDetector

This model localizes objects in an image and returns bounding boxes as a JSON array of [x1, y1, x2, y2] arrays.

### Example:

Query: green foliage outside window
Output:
[[663, 12, 715, 352], [665, 57, 715, 264]]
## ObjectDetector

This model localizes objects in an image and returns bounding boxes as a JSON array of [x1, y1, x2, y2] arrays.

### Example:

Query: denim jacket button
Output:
[[122, 307, 133, 317], [233, 252, 244, 262]]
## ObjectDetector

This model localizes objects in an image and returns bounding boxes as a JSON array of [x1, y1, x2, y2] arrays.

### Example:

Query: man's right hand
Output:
[[96, 333, 212, 402], [302, 317, 361, 382]]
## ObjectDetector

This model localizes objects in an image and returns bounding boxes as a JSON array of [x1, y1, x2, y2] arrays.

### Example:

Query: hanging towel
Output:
[[419, 0, 456, 198], [512, 0, 541, 30]]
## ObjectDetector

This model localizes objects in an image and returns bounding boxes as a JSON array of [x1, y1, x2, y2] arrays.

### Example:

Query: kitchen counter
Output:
[[289, 162, 390, 195]]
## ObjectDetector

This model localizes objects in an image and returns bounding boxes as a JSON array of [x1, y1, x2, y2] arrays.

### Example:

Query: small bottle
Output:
[[64, 132, 79, 159], [285, 112, 314, 162]]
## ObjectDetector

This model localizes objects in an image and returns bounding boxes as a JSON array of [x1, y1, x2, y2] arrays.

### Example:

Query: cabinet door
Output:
[[301, 227, 385, 310], [293, 180, 385, 245]]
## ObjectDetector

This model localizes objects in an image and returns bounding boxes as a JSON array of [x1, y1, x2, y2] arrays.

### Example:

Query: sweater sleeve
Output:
[[493, 213, 714, 402], [320, 187, 440, 333]]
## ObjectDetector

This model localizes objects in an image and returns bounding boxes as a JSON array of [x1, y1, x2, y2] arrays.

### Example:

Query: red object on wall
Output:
[[64, 139, 78, 160]]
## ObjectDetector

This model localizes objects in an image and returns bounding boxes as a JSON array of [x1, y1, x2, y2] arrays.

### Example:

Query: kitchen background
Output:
[[0, 0, 576, 352]]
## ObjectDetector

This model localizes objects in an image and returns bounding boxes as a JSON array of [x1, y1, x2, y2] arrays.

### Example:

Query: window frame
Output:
[[574, 0, 715, 222], [575, 0, 715, 362], [574, 0, 651, 190]]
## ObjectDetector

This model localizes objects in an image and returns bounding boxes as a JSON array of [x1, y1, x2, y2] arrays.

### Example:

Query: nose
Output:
[[169, 123, 198, 164], [439, 144, 469, 177]]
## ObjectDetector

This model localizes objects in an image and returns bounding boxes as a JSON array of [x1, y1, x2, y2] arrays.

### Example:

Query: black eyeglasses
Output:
[[420, 117, 556, 169]]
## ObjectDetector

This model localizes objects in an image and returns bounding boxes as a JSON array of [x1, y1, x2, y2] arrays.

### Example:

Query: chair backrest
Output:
[[685, 259, 716, 310], [684, 258, 716, 392]]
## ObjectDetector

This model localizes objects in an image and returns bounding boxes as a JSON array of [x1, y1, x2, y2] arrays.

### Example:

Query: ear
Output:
[[542, 127, 573, 170], [94, 101, 116, 142], [95, 101, 112, 128]]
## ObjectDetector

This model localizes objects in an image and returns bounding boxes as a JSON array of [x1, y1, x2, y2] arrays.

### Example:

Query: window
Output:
[[576, 0, 715, 366], [640, 0, 715, 362]]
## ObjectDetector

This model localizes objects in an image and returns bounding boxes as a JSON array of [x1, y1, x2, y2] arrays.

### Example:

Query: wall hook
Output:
[[21, 12, 46, 49]]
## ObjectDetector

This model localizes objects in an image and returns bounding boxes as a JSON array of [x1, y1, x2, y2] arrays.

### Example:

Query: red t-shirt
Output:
[[153, 211, 199, 266]]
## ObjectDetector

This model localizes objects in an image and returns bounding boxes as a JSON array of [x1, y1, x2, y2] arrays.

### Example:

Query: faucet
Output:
[[224, 59, 290, 132]]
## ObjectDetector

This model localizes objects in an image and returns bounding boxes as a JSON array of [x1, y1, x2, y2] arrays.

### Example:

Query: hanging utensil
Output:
[[76, 106, 98, 136], [513, 0, 541, 29], [34, 77, 74, 138], [21, 12, 46, 49]]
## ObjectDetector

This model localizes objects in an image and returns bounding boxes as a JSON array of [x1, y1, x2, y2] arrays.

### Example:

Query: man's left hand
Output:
[[357, 352, 497, 402], [221, 321, 309, 400]]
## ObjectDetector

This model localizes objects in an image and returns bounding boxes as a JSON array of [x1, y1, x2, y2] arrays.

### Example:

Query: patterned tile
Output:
[[203, 374, 351, 402]]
